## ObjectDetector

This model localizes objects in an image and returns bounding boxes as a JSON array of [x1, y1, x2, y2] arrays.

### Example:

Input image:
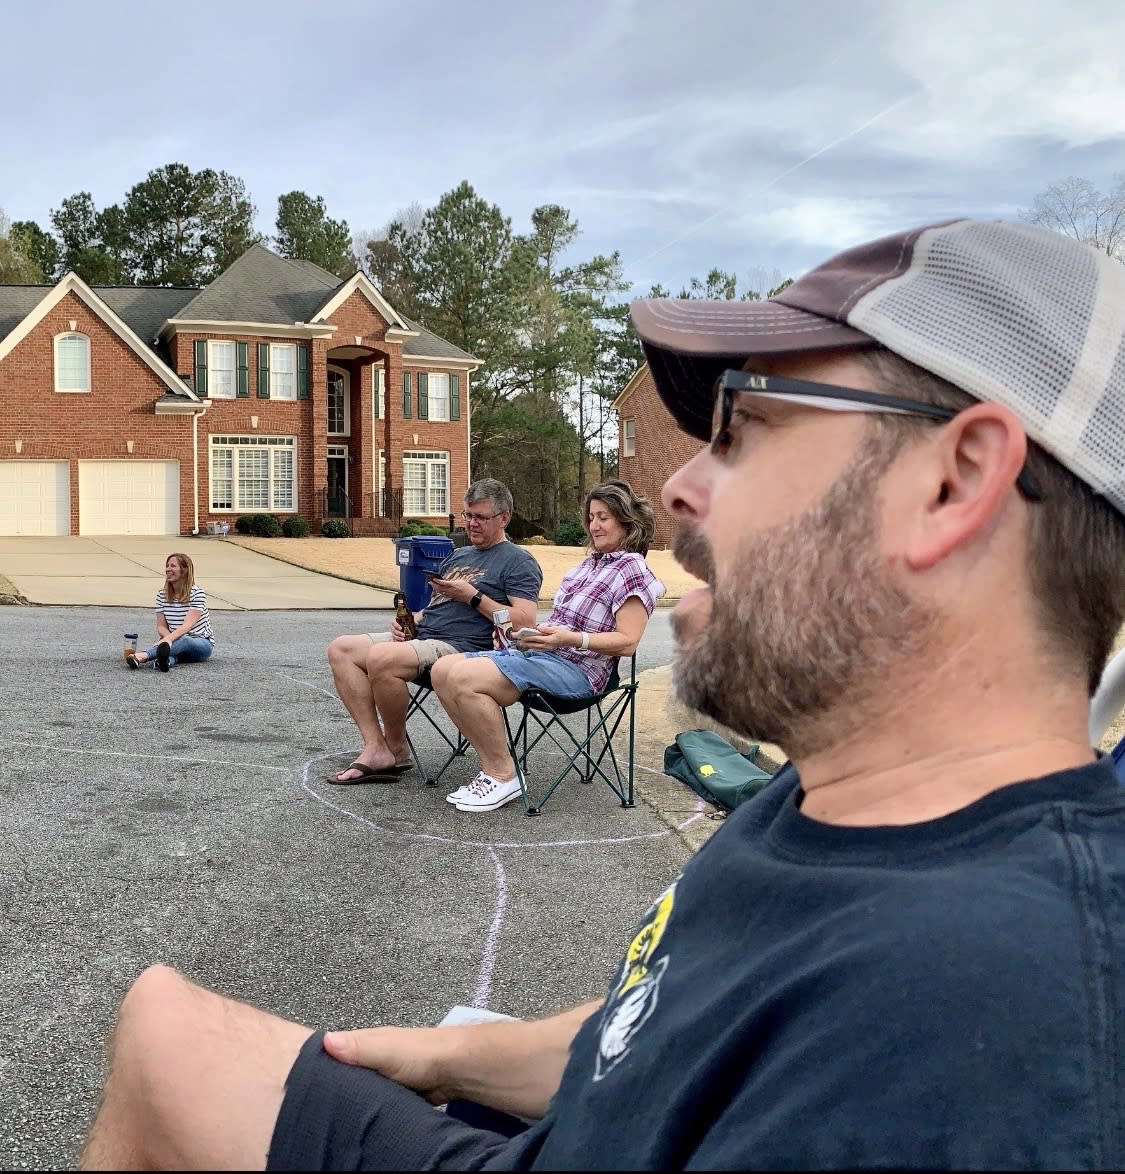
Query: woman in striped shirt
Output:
[[126, 552, 215, 672]]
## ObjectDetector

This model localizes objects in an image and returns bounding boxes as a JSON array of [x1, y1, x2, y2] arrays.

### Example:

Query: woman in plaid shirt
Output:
[[431, 481, 665, 812]]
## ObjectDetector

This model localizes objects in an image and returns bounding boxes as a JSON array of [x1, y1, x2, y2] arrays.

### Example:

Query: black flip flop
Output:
[[326, 761, 413, 785]]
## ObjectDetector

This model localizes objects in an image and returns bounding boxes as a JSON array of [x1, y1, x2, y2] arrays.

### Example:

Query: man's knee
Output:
[[327, 634, 369, 670], [365, 641, 418, 684]]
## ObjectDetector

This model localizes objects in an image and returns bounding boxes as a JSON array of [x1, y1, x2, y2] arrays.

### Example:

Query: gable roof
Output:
[[173, 243, 339, 325], [0, 244, 479, 369], [0, 274, 198, 399], [611, 362, 651, 411], [400, 315, 477, 363]]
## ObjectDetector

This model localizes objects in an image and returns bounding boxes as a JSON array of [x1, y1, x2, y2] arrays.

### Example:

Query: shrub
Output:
[[521, 535, 550, 546], [398, 522, 448, 537], [398, 522, 422, 537], [554, 517, 587, 547], [251, 513, 283, 538], [234, 515, 254, 535], [282, 515, 309, 538], [321, 518, 351, 538]]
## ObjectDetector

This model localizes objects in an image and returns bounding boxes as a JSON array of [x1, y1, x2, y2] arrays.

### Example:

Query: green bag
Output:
[[663, 728, 774, 814]]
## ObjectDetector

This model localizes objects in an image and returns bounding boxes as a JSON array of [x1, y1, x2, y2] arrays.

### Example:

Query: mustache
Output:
[[672, 525, 715, 585]]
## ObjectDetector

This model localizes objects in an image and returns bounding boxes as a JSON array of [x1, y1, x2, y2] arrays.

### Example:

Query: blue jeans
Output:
[[145, 635, 214, 667]]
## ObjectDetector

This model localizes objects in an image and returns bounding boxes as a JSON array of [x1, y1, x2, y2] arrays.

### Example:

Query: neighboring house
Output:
[[0, 244, 479, 537], [612, 363, 704, 548]]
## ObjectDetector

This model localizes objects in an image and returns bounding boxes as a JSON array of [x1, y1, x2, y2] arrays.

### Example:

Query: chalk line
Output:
[[470, 847, 509, 1010], [3, 739, 289, 773]]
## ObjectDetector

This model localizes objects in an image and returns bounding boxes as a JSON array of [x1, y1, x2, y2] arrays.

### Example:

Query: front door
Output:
[[327, 446, 348, 516]]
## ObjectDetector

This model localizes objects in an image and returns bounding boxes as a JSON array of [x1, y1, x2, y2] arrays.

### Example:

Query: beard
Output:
[[671, 437, 936, 758]]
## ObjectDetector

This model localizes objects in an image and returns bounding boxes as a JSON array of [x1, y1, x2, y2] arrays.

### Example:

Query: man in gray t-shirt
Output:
[[325, 478, 542, 784]]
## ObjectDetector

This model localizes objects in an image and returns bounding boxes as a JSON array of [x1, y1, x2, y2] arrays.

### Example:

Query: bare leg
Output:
[[430, 656, 520, 780], [80, 965, 313, 1171], [366, 642, 425, 761], [327, 636, 422, 781]]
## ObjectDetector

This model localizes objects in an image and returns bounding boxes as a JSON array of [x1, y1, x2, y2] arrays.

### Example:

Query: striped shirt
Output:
[[155, 584, 214, 643], [549, 551, 664, 693]]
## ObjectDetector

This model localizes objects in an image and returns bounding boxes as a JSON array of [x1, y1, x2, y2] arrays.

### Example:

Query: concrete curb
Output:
[[625, 664, 786, 854]]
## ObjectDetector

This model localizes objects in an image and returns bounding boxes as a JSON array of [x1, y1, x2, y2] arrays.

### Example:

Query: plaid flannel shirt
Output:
[[547, 551, 665, 693]]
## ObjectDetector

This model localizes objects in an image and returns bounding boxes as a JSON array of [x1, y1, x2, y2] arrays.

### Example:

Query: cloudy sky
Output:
[[2, 0, 1123, 296]]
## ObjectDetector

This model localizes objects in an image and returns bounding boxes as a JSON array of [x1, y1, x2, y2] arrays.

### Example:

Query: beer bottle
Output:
[[394, 591, 417, 640]]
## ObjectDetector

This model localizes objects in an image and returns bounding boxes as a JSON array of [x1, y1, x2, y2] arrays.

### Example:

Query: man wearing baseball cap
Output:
[[82, 220, 1125, 1170]]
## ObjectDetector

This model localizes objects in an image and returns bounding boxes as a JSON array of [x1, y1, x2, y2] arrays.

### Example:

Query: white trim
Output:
[[312, 272, 411, 330], [401, 354, 481, 370], [385, 326, 421, 341], [160, 319, 336, 341], [611, 362, 649, 411], [205, 339, 237, 399], [207, 434, 298, 513], [54, 330, 91, 393], [327, 363, 351, 436], [0, 273, 198, 399]]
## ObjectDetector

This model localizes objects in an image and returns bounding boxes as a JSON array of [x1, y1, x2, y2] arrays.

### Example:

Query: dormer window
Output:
[[55, 332, 91, 393]]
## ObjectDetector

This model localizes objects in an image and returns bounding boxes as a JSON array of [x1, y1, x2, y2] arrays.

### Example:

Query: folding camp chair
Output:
[[404, 656, 641, 815], [502, 655, 639, 816], [404, 669, 471, 787]]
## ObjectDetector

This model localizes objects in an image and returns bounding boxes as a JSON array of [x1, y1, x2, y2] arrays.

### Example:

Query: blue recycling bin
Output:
[[394, 535, 454, 612]]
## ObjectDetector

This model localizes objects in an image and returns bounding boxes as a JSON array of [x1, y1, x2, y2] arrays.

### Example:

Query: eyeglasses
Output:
[[461, 509, 504, 524], [712, 370, 1043, 503]]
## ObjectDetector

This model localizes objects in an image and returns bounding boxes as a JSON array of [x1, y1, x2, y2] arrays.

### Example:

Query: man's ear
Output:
[[904, 403, 1029, 571]]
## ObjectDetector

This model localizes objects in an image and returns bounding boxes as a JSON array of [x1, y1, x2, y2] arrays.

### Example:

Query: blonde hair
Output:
[[164, 552, 196, 604]]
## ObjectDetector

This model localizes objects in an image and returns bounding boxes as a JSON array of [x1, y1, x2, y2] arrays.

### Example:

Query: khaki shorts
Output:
[[366, 632, 460, 673]]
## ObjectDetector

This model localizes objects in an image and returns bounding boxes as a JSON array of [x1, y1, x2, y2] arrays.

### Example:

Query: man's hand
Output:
[[322, 1026, 460, 1105], [321, 1000, 602, 1119], [428, 576, 475, 605]]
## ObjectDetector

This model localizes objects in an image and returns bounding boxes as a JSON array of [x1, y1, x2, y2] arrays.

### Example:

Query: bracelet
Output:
[[579, 631, 590, 651]]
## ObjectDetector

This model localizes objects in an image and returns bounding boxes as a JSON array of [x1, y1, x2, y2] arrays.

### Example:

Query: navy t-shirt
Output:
[[417, 541, 542, 652], [494, 759, 1125, 1169]]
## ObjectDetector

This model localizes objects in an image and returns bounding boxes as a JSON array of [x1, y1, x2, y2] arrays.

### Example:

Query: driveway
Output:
[[0, 536, 395, 610]]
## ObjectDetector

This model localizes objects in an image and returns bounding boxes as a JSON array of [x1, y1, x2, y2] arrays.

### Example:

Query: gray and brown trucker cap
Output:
[[631, 219, 1125, 515]]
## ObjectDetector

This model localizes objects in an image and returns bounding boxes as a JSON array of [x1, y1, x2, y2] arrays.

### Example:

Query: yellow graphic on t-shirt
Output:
[[616, 884, 675, 997]]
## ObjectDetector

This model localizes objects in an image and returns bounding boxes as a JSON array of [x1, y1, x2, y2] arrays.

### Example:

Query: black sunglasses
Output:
[[712, 370, 1043, 503]]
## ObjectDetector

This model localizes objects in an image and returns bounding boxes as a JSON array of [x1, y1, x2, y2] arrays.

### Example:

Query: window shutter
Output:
[[402, 370, 412, 418], [193, 340, 208, 396], [297, 343, 310, 399], [258, 342, 270, 398], [450, 373, 460, 420], [235, 341, 249, 398], [418, 372, 429, 419]]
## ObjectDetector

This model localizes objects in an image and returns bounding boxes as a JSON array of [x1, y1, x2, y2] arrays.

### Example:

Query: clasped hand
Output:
[[513, 624, 570, 652]]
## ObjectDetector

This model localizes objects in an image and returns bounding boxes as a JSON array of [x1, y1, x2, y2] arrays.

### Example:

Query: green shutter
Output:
[[417, 372, 429, 419], [402, 370, 412, 418], [258, 342, 270, 398], [235, 341, 249, 398], [297, 343, 310, 399], [450, 373, 460, 420], [193, 340, 208, 396]]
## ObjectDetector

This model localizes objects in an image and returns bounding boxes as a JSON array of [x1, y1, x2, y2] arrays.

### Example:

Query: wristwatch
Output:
[[469, 590, 484, 611]]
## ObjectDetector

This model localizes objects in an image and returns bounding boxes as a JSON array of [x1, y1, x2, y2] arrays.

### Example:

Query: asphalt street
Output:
[[0, 604, 687, 1170]]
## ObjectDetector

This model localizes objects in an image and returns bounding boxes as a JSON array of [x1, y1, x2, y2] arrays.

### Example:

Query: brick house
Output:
[[0, 244, 479, 536], [611, 363, 704, 548]]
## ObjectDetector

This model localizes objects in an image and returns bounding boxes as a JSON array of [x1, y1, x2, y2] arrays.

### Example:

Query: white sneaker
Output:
[[445, 783, 471, 805], [454, 771, 523, 812]]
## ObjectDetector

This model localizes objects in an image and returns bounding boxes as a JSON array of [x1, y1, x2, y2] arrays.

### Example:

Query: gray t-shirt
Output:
[[417, 541, 542, 652]]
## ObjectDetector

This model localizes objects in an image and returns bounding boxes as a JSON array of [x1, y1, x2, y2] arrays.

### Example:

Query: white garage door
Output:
[[0, 461, 70, 535], [78, 461, 180, 535]]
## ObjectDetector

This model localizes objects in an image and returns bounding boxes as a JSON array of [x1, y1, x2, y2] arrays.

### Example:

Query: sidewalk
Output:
[[227, 535, 704, 604]]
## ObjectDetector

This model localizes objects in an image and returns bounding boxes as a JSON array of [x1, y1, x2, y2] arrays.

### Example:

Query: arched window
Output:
[[55, 332, 91, 392]]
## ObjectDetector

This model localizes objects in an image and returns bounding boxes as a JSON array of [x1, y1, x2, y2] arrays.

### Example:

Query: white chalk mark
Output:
[[3, 739, 289, 773], [298, 753, 680, 851], [277, 672, 338, 700], [470, 848, 508, 1010]]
